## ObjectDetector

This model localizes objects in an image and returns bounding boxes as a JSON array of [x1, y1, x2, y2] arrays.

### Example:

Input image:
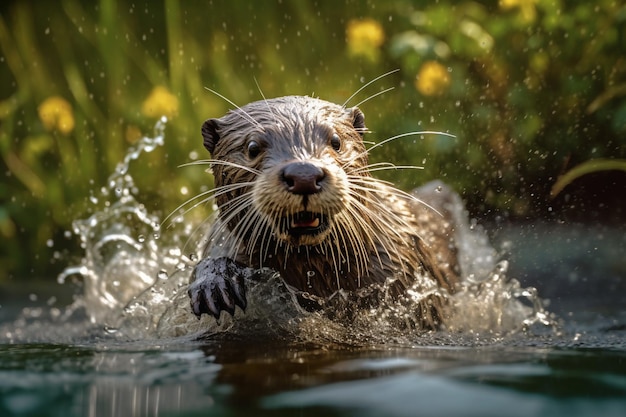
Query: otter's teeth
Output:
[[291, 217, 320, 228]]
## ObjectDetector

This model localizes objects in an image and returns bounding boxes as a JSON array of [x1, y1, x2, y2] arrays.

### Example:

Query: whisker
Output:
[[350, 164, 425, 175], [331, 220, 350, 275], [217, 193, 256, 235], [180, 210, 219, 257], [160, 190, 214, 229], [204, 87, 264, 130], [366, 131, 456, 154], [342, 68, 400, 108], [352, 86, 395, 108], [328, 229, 343, 290], [347, 201, 427, 278], [257, 211, 276, 266], [253, 76, 279, 126], [334, 213, 368, 281], [241, 207, 269, 257], [347, 176, 443, 218], [213, 194, 260, 259], [342, 199, 390, 264], [347, 178, 421, 222], [179, 159, 262, 176], [238, 213, 262, 261], [344, 206, 371, 279], [161, 180, 255, 228], [342, 131, 455, 173], [346, 191, 408, 242], [348, 202, 391, 267], [283, 241, 293, 272]]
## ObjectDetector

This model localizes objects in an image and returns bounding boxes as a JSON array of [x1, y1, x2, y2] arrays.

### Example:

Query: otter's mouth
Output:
[[284, 211, 328, 237]]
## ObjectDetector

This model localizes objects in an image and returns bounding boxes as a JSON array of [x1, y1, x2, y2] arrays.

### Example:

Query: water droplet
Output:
[[435, 185, 443, 193], [138, 234, 146, 243], [103, 325, 119, 334], [157, 269, 168, 280], [189, 253, 198, 262]]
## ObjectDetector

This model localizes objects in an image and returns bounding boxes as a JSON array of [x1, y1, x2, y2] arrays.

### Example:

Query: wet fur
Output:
[[189, 96, 461, 328]]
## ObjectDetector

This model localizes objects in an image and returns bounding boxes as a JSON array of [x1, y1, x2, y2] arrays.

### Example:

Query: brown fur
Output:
[[190, 96, 460, 328]]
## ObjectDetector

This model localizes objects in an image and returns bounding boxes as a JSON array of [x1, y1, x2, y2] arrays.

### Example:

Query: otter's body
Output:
[[188, 96, 461, 328]]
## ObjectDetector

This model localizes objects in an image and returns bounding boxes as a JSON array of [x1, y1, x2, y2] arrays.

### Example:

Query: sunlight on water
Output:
[[5, 118, 554, 344]]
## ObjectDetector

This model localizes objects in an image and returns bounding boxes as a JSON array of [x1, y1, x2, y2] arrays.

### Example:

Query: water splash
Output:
[[56, 117, 197, 327], [8, 116, 554, 344]]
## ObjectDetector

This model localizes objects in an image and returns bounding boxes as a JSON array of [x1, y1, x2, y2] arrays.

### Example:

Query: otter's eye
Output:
[[247, 140, 261, 159], [330, 133, 341, 151]]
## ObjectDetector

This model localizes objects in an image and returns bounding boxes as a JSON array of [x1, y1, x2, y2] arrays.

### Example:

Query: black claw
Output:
[[204, 285, 222, 319], [233, 276, 247, 311], [219, 280, 236, 312], [188, 257, 252, 320]]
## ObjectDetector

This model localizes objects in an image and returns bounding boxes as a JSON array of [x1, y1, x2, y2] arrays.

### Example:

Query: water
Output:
[[1, 120, 625, 416]]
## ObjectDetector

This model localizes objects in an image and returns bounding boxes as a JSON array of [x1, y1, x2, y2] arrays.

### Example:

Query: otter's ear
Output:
[[350, 107, 366, 136], [201, 119, 220, 154]]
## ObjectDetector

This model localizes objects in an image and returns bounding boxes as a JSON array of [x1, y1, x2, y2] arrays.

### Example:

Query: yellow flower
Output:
[[499, 0, 537, 22], [346, 18, 385, 62], [37, 96, 75, 135], [141, 86, 178, 118], [415, 61, 451, 96]]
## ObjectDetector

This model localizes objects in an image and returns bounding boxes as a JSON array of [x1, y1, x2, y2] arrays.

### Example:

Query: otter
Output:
[[188, 96, 461, 328]]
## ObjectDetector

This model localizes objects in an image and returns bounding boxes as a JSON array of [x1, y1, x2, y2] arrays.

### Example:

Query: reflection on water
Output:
[[0, 342, 220, 417], [1, 338, 625, 417]]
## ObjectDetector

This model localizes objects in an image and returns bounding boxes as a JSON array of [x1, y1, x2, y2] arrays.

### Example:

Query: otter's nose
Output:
[[281, 162, 325, 195]]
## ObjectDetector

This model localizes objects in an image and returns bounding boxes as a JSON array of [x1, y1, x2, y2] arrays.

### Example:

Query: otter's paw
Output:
[[188, 257, 252, 319]]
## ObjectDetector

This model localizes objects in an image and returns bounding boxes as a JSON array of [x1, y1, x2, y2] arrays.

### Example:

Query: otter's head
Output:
[[201, 96, 369, 248]]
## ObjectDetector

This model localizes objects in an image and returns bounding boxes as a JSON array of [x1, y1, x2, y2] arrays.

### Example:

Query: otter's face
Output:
[[201, 96, 369, 248]]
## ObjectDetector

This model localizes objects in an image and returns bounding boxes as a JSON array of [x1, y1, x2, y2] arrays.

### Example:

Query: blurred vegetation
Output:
[[1, 0, 625, 281]]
